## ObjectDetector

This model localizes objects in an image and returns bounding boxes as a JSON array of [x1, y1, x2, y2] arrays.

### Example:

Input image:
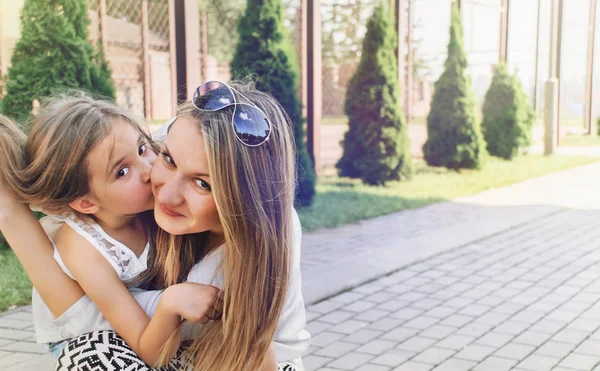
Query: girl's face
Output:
[[86, 119, 157, 216], [151, 117, 222, 236]]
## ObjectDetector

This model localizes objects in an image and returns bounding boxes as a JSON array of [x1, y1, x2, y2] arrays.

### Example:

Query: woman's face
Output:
[[151, 117, 223, 236]]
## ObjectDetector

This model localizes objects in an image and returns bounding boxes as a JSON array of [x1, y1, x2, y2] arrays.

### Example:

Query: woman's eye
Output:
[[161, 152, 175, 166], [194, 179, 211, 191], [117, 167, 130, 178], [138, 143, 147, 155]]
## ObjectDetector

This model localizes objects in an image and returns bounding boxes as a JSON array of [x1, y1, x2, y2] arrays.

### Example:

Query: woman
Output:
[[0, 80, 310, 370]]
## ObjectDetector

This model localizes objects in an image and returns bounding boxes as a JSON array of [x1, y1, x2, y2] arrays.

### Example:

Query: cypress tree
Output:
[[231, 0, 316, 207], [422, 4, 486, 169], [336, 2, 413, 185], [482, 63, 535, 159], [1, 0, 115, 124]]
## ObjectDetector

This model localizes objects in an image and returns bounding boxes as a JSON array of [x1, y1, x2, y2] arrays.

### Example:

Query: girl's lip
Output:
[[159, 204, 184, 217]]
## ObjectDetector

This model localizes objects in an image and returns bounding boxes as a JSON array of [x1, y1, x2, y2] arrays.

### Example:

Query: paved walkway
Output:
[[4, 161, 600, 370]]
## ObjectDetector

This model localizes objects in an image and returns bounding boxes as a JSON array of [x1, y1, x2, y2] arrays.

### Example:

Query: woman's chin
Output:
[[154, 211, 186, 235]]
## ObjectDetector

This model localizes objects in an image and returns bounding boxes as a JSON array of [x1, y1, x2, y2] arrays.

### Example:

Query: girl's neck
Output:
[[93, 212, 147, 257], [92, 211, 137, 232]]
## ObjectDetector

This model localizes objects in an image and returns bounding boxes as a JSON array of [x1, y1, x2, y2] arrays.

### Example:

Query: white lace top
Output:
[[40, 212, 150, 282], [32, 212, 150, 343]]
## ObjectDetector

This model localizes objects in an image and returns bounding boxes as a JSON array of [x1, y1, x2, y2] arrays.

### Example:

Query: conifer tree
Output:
[[422, 4, 486, 169], [482, 63, 535, 159], [337, 2, 413, 185], [231, 0, 316, 206], [1, 0, 115, 123]]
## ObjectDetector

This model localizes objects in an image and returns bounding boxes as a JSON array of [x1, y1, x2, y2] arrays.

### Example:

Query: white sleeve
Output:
[[273, 208, 311, 362]]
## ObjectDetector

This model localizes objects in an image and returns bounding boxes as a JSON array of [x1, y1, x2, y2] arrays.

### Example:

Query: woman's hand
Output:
[[163, 282, 223, 324]]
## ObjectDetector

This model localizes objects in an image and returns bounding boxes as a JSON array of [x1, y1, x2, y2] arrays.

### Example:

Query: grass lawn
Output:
[[298, 154, 600, 231], [322, 115, 427, 126], [0, 249, 32, 312], [560, 134, 600, 147]]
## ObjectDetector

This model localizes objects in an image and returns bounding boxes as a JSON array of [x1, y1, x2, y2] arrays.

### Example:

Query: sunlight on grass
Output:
[[0, 249, 32, 312], [321, 115, 429, 126], [321, 116, 348, 125], [560, 134, 600, 147], [298, 155, 600, 231]]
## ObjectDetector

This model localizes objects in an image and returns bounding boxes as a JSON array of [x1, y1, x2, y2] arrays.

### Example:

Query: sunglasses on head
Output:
[[192, 81, 271, 147]]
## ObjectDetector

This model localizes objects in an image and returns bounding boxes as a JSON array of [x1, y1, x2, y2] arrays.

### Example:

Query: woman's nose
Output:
[[157, 175, 184, 205]]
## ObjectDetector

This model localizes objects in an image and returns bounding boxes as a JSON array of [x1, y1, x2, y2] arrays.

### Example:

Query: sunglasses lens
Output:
[[193, 81, 234, 111], [232, 104, 271, 146]]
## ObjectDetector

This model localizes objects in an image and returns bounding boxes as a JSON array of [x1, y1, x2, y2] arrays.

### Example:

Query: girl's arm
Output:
[[57, 227, 220, 367], [0, 185, 216, 366], [0, 189, 86, 317]]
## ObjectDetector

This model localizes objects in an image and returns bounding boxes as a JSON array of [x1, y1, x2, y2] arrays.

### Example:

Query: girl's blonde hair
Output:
[[0, 93, 158, 214], [150, 81, 296, 370]]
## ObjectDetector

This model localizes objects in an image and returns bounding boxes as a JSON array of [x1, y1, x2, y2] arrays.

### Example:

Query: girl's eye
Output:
[[194, 179, 211, 191], [138, 143, 147, 155], [117, 167, 130, 178], [161, 152, 175, 166]]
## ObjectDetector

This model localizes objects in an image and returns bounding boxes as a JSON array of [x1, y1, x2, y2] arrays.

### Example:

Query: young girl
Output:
[[0, 96, 231, 368]]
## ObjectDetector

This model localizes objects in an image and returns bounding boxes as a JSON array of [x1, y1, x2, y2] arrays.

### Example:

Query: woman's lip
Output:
[[159, 204, 184, 217]]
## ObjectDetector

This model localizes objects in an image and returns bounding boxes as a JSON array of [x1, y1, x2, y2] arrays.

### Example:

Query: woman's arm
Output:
[[262, 343, 278, 371], [58, 227, 220, 367], [0, 190, 85, 317]]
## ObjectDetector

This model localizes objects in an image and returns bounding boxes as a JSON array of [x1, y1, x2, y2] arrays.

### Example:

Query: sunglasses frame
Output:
[[192, 81, 272, 147]]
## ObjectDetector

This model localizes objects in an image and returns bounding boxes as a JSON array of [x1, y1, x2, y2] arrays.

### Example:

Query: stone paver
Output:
[[4, 161, 600, 369]]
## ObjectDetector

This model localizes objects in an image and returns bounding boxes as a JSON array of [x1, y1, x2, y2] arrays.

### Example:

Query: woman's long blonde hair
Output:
[[151, 81, 296, 370]]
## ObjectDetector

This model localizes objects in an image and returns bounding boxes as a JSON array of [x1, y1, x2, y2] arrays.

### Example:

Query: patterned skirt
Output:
[[54, 330, 299, 371]]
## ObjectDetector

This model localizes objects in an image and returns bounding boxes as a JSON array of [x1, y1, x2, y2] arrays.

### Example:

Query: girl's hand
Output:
[[164, 282, 223, 324]]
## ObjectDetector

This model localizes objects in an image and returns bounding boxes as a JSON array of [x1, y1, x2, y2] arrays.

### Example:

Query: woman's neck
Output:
[[206, 231, 225, 250]]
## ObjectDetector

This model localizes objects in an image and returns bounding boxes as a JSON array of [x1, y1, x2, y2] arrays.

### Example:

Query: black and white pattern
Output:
[[55, 331, 186, 371], [277, 362, 298, 371], [55, 330, 299, 371]]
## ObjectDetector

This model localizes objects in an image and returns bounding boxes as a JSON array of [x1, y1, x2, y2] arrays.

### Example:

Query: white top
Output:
[[32, 212, 150, 343]]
